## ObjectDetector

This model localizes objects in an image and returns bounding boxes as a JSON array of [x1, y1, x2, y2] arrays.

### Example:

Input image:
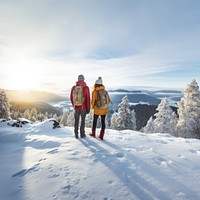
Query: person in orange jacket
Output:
[[70, 74, 90, 139], [89, 77, 110, 140]]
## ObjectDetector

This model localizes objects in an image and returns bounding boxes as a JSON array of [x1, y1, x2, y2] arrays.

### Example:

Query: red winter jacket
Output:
[[70, 81, 90, 110]]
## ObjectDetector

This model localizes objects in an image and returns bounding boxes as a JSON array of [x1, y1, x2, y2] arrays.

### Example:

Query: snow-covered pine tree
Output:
[[176, 79, 200, 138], [60, 112, 68, 126], [171, 112, 178, 136], [85, 112, 93, 128], [129, 109, 136, 130], [53, 114, 58, 121], [30, 108, 38, 122], [44, 112, 49, 120], [110, 112, 118, 129], [23, 109, 31, 120], [111, 95, 136, 130], [143, 116, 155, 133], [13, 111, 20, 119], [67, 111, 74, 127], [37, 112, 45, 122], [176, 103, 196, 138], [143, 98, 177, 135], [153, 98, 177, 134], [0, 89, 11, 119]]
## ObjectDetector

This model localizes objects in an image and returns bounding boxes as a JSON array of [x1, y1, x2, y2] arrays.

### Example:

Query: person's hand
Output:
[[86, 109, 90, 114]]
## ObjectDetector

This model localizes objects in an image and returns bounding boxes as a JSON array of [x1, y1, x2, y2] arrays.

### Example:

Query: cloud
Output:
[[1, 0, 200, 91]]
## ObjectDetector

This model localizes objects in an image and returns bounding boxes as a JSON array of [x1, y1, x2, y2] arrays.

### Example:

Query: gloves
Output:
[[86, 108, 90, 114]]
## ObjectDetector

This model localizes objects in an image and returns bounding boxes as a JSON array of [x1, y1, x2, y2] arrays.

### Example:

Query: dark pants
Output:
[[92, 114, 106, 132], [74, 109, 86, 136]]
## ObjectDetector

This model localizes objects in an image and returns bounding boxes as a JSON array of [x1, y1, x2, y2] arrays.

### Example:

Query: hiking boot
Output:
[[98, 130, 105, 140], [81, 133, 86, 138], [75, 135, 79, 139], [89, 130, 96, 137]]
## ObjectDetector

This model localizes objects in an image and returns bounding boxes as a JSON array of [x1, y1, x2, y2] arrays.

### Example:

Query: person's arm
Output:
[[91, 90, 96, 109], [86, 86, 91, 109], [70, 86, 74, 107]]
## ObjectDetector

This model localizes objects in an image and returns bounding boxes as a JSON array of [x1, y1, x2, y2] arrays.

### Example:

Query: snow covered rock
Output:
[[36, 118, 61, 129], [6, 118, 32, 127]]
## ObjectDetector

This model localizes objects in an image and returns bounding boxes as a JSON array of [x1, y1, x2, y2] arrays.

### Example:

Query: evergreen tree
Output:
[[30, 108, 38, 120], [60, 112, 68, 126], [13, 111, 20, 119], [176, 79, 200, 138], [110, 112, 118, 129], [37, 112, 45, 122], [85, 112, 93, 128], [171, 112, 178, 136], [143, 116, 155, 133], [111, 95, 136, 130], [153, 98, 177, 134], [44, 112, 49, 120], [67, 111, 74, 127], [23, 109, 31, 120], [57, 115, 62, 123], [0, 90, 11, 119], [105, 115, 109, 129], [31, 116, 37, 122], [143, 98, 177, 135], [53, 114, 58, 121]]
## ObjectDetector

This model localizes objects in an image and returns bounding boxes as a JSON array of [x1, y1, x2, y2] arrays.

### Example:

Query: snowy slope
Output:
[[0, 121, 200, 200]]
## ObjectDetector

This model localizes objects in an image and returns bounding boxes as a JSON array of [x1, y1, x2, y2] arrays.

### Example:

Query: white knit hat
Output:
[[95, 77, 103, 85]]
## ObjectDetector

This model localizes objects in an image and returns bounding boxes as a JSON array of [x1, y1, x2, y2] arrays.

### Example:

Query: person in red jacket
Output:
[[70, 75, 90, 139]]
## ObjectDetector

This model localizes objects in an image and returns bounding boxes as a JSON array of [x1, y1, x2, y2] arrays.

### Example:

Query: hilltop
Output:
[[0, 120, 200, 200]]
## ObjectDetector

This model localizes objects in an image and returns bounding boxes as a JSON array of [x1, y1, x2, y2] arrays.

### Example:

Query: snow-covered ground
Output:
[[0, 120, 200, 200]]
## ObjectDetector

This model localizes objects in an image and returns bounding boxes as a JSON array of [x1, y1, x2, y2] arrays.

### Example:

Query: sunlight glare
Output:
[[6, 64, 41, 90]]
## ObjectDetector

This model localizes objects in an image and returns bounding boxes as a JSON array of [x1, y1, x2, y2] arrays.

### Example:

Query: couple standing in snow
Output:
[[70, 74, 111, 140]]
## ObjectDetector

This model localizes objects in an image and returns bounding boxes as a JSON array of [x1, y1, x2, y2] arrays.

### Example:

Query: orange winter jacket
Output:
[[92, 85, 111, 115]]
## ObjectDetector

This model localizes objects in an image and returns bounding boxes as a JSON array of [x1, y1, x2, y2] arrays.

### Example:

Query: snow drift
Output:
[[0, 120, 200, 200]]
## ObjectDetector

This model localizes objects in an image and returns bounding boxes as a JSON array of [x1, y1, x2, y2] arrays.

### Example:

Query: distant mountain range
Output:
[[4, 90, 67, 103], [4, 88, 183, 108], [4, 88, 182, 130], [10, 101, 63, 116], [107, 89, 182, 107]]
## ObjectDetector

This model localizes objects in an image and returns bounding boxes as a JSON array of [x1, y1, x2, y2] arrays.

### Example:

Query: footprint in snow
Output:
[[47, 149, 59, 154], [156, 140, 168, 144], [52, 194, 58, 200], [190, 149, 200, 155], [132, 146, 152, 152], [12, 163, 40, 177], [48, 170, 60, 178], [154, 157, 173, 167], [114, 152, 125, 158], [98, 152, 125, 159], [91, 158, 98, 163], [12, 169, 27, 177], [108, 180, 114, 185], [177, 154, 186, 159], [176, 192, 186, 199], [38, 158, 46, 162], [62, 184, 71, 193]]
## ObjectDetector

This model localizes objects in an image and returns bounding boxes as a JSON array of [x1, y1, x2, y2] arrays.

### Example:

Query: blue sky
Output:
[[0, 0, 200, 92]]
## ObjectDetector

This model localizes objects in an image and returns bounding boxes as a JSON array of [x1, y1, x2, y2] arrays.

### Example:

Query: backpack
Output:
[[72, 86, 85, 106], [96, 89, 109, 109]]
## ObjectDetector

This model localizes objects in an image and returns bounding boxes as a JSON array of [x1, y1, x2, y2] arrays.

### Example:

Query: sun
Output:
[[5, 65, 41, 91]]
